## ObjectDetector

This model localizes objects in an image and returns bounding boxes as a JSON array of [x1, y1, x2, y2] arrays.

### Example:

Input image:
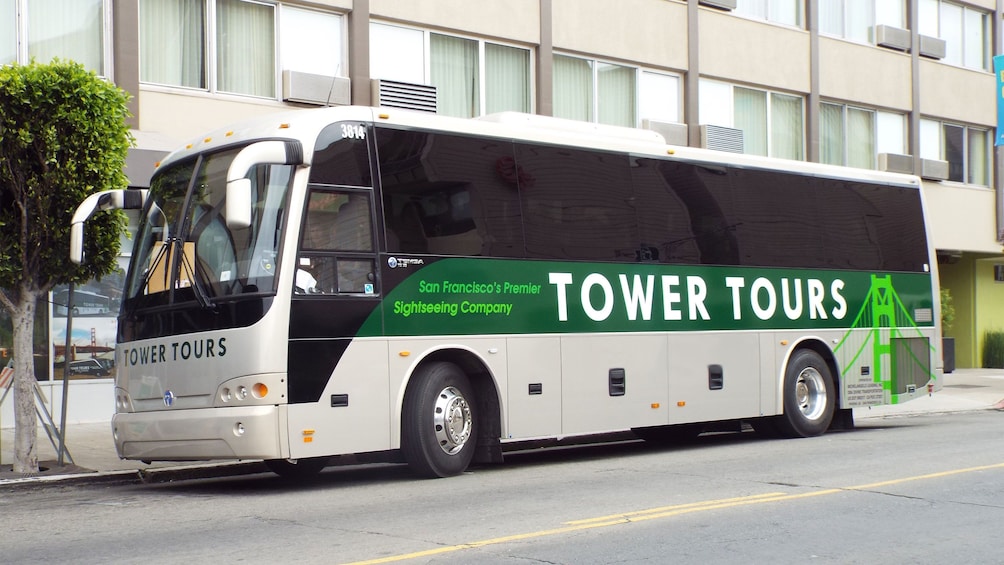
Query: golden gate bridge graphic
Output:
[[833, 274, 936, 405]]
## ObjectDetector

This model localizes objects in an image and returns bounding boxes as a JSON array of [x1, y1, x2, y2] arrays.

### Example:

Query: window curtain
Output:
[[847, 107, 875, 169], [770, 92, 803, 160], [940, 2, 963, 66], [553, 55, 593, 122], [1, 0, 15, 64], [818, 0, 843, 36], [431, 33, 479, 118], [770, 0, 801, 26], [28, 0, 103, 74], [845, 0, 872, 42], [735, 87, 767, 156], [737, 0, 767, 19], [485, 43, 530, 114], [819, 103, 844, 165], [968, 129, 989, 186], [597, 62, 636, 127], [140, 0, 205, 88], [964, 10, 987, 70], [217, 0, 274, 98]]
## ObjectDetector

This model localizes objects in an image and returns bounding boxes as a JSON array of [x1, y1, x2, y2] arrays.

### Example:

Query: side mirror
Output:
[[226, 178, 253, 230], [225, 140, 305, 230]]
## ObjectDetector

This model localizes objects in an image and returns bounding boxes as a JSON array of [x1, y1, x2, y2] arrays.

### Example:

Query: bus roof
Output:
[[155, 105, 922, 189]]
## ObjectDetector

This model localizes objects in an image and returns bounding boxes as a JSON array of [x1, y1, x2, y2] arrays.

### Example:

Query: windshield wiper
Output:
[[177, 243, 218, 312], [139, 236, 174, 295]]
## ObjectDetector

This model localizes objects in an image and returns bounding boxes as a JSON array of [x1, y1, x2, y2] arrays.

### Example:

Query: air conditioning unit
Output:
[[919, 35, 947, 60], [878, 153, 914, 175], [700, 124, 744, 153], [371, 79, 438, 113], [920, 158, 949, 181], [699, 0, 736, 10], [873, 25, 911, 52], [642, 119, 688, 146], [281, 70, 350, 106]]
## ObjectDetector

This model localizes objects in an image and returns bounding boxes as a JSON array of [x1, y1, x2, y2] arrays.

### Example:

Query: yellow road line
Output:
[[344, 462, 1004, 565]]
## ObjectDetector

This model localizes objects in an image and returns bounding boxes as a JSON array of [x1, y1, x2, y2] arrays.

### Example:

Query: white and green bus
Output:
[[71, 106, 941, 478]]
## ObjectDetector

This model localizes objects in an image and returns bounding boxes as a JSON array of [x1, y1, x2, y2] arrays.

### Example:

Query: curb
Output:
[[0, 461, 267, 489]]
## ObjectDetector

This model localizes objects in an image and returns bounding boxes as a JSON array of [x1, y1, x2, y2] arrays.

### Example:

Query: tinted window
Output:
[[309, 122, 373, 186], [515, 144, 637, 261], [634, 157, 929, 272], [375, 127, 524, 257]]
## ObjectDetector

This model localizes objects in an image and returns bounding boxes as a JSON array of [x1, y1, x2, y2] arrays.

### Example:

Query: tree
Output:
[[0, 60, 132, 473]]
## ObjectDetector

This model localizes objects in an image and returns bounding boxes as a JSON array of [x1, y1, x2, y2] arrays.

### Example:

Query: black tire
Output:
[[264, 456, 329, 479], [402, 362, 477, 478], [776, 349, 835, 438]]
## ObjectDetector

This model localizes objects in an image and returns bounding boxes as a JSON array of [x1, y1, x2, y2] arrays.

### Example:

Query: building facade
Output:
[[2, 0, 1001, 423]]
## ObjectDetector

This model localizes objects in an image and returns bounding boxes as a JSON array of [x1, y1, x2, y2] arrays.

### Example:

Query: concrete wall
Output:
[[552, 0, 687, 70], [700, 8, 809, 93], [923, 182, 1001, 253]]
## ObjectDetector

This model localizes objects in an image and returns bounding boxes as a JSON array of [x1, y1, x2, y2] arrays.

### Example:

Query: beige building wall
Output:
[[918, 62, 995, 126], [138, 90, 290, 146], [551, 0, 688, 70], [699, 9, 809, 93], [924, 183, 1000, 253], [818, 38, 912, 110], [370, 0, 540, 44]]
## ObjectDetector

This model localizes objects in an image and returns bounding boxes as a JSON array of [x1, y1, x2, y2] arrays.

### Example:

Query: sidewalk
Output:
[[2, 369, 1003, 486]]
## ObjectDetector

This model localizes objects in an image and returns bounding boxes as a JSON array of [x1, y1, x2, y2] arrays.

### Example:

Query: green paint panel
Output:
[[361, 258, 934, 337]]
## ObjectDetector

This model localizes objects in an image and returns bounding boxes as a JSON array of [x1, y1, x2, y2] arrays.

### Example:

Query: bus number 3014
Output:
[[341, 124, 366, 140]]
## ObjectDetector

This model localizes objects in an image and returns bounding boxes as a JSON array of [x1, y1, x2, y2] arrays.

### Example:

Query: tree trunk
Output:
[[11, 293, 39, 474]]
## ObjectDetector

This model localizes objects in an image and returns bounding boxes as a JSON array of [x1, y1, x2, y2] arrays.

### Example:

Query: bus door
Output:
[[296, 188, 377, 296]]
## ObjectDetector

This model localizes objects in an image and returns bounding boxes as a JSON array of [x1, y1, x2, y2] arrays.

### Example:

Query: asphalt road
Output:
[[2, 409, 1003, 564]]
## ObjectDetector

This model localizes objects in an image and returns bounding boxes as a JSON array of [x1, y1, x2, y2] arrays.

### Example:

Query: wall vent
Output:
[[281, 70, 350, 106], [700, 124, 744, 153], [878, 153, 914, 175], [919, 35, 947, 60], [642, 119, 688, 146], [920, 158, 949, 181], [371, 79, 438, 113], [873, 25, 911, 52]]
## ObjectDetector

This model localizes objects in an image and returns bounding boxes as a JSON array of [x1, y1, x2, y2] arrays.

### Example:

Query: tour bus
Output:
[[71, 106, 941, 478]]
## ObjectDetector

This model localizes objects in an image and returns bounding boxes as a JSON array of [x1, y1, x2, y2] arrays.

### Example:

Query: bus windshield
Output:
[[124, 146, 294, 305]]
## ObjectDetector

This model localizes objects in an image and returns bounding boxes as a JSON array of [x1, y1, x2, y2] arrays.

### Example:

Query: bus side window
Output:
[[298, 189, 376, 295]]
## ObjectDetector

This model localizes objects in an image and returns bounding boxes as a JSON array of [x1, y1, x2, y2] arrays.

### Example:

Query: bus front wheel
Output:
[[402, 362, 477, 478], [777, 349, 835, 438]]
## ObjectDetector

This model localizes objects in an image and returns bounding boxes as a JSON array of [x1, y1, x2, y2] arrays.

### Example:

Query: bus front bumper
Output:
[[112, 405, 284, 462]]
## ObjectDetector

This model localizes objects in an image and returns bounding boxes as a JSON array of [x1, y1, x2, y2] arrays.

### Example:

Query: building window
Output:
[[700, 80, 804, 160], [279, 6, 342, 78], [141, 1, 343, 99], [820, 0, 904, 44], [639, 71, 681, 124], [919, 0, 989, 70], [2, 0, 110, 75], [921, 119, 991, 186], [734, 0, 803, 27], [554, 55, 680, 128], [370, 22, 531, 118], [820, 103, 905, 170]]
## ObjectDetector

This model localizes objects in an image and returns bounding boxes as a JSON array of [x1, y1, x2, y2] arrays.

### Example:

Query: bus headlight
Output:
[[236, 385, 248, 401], [220, 388, 232, 403]]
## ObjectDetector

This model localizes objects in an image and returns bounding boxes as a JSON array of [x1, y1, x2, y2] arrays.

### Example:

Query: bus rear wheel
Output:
[[777, 349, 835, 438], [402, 362, 477, 478]]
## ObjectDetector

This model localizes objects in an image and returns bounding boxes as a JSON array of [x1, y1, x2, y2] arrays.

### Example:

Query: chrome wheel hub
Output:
[[434, 386, 472, 455]]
